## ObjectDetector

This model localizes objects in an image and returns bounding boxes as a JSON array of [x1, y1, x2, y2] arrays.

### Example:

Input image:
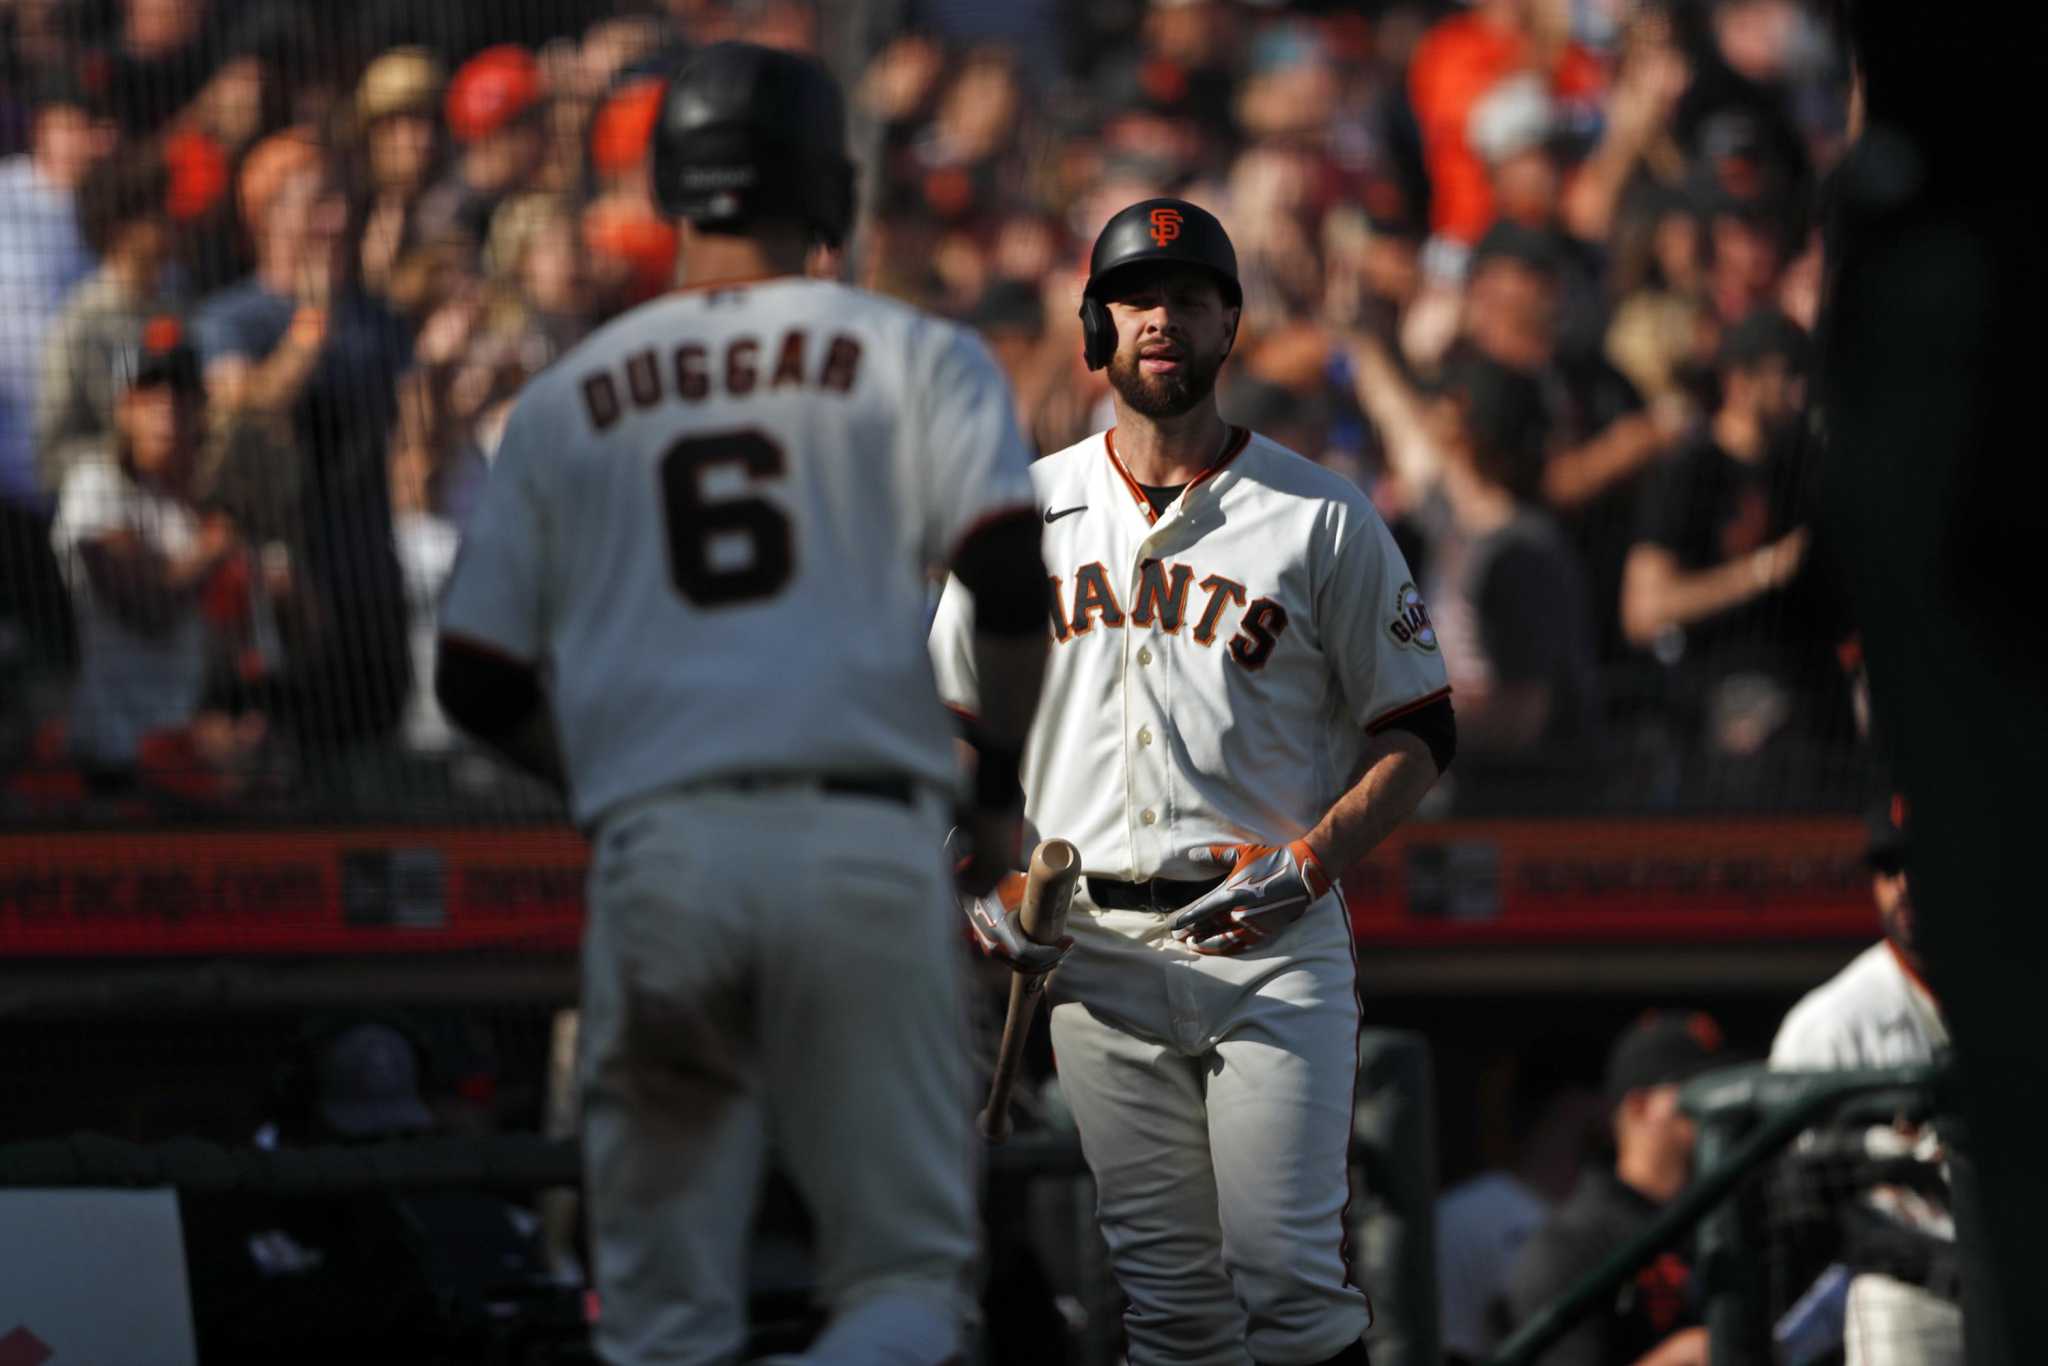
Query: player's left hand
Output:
[[1168, 839, 1331, 955]]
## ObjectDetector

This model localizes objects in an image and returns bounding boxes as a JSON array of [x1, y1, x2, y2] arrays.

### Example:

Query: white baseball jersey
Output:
[[930, 426, 1450, 881], [1773, 945, 1959, 1366], [1771, 942, 1949, 1070], [51, 453, 209, 765], [441, 277, 1036, 827]]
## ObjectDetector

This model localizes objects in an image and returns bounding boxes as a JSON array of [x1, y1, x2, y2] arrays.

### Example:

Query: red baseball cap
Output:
[[590, 78, 664, 177], [447, 44, 543, 144]]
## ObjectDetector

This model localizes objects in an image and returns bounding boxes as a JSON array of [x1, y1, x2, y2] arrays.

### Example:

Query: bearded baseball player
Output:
[[934, 199, 1455, 1366], [434, 43, 1050, 1366]]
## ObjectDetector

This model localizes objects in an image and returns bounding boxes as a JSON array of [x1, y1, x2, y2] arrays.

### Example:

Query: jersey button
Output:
[[1137, 647, 1153, 666], [1137, 726, 1153, 747], [1140, 809, 1157, 826]]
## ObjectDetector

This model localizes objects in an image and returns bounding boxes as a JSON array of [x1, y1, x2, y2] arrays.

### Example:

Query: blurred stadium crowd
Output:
[[0, 0, 1870, 821]]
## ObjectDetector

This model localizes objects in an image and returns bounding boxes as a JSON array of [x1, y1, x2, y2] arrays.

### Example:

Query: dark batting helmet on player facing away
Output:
[[1080, 197, 1242, 371], [652, 41, 857, 248]]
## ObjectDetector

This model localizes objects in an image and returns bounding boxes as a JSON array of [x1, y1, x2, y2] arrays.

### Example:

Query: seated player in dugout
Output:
[[935, 198, 1455, 1366], [1501, 1012, 1724, 1366]]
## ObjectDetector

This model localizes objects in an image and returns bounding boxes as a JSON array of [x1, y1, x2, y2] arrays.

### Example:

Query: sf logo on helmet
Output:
[[1149, 207, 1183, 247]]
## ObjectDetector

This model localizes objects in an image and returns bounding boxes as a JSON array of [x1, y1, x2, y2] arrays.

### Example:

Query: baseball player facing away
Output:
[[933, 199, 1456, 1366], [434, 43, 1050, 1366]]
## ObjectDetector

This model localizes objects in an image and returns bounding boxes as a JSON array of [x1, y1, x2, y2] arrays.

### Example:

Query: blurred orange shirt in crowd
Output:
[[1409, 13, 1604, 244]]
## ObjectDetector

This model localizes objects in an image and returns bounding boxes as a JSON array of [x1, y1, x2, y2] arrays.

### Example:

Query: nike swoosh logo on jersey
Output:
[[1044, 505, 1086, 524]]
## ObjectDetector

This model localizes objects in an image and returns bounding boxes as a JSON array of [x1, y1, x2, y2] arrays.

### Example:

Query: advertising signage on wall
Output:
[[0, 819, 1870, 957]]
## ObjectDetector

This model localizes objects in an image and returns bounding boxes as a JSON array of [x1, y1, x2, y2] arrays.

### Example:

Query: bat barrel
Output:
[[1019, 838, 1080, 943]]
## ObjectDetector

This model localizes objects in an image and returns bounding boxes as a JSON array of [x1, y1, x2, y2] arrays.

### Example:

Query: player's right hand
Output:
[[963, 871, 1073, 976]]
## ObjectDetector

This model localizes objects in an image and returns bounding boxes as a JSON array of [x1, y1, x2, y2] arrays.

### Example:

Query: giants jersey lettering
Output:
[[441, 277, 1036, 826], [932, 428, 1449, 881]]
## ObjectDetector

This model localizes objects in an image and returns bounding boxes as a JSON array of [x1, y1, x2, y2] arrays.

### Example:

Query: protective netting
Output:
[[0, 0, 1873, 829], [0, 3, 1910, 1361]]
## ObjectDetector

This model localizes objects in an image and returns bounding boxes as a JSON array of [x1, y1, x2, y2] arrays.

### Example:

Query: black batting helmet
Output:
[[1079, 197, 1242, 371], [652, 42, 856, 248]]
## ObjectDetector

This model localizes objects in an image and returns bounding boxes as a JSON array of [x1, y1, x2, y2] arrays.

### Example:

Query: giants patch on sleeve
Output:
[[1386, 582, 1437, 653]]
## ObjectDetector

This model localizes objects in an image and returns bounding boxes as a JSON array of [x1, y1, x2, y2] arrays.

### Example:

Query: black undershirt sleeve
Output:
[[951, 508, 1050, 636], [1377, 694, 1457, 776], [435, 636, 545, 741]]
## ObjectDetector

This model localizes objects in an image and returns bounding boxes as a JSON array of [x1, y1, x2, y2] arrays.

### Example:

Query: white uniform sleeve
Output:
[[1320, 499, 1452, 731], [51, 460, 125, 551], [438, 392, 553, 662], [915, 323, 1038, 570], [1769, 992, 1853, 1070], [927, 572, 979, 718]]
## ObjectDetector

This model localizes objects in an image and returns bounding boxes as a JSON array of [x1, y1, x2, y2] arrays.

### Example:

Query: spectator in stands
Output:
[[1226, 139, 1329, 326], [579, 77, 678, 310], [1504, 1011, 1725, 1366], [1407, 0, 1605, 252], [49, 321, 262, 780], [0, 0, 1863, 815], [1106, 0, 1243, 149], [1467, 74, 1562, 238], [1770, 799, 1959, 1366], [1461, 226, 1667, 660], [1414, 354, 1600, 762], [966, 278, 1047, 429], [1622, 310, 1839, 785], [482, 192, 591, 380], [98, 0, 225, 136], [1348, 333, 1599, 804], [1604, 187, 1714, 429], [350, 47, 447, 308], [194, 127, 412, 753], [1437, 1064, 1603, 1366], [1667, 0, 1813, 215], [1699, 189, 1790, 329], [0, 72, 118, 506], [420, 45, 547, 251], [1559, 12, 1692, 249], [34, 149, 184, 495]]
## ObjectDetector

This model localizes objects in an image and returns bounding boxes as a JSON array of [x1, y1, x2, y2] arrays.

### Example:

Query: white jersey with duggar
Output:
[[442, 276, 1037, 826]]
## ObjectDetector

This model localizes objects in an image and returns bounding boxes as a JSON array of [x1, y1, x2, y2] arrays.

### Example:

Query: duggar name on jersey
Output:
[[579, 329, 865, 431], [1048, 558, 1290, 671]]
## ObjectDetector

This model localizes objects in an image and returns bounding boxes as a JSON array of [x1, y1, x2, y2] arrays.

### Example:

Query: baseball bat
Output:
[[977, 837, 1080, 1144]]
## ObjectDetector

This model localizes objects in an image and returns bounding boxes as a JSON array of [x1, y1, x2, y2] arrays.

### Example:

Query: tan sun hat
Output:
[[357, 47, 445, 126]]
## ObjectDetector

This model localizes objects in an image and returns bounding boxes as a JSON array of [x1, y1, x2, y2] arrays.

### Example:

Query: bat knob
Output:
[[977, 1105, 1011, 1144]]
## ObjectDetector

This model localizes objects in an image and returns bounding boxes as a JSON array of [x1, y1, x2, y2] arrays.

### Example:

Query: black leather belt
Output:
[[714, 773, 921, 807], [1085, 874, 1226, 912]]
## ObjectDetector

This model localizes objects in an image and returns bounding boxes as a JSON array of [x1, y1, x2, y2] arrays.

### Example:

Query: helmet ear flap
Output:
[[1080, 294, 1115, 371]]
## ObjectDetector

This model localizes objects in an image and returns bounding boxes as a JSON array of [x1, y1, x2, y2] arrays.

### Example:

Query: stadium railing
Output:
[[1487, 1061, 1952, 1366]]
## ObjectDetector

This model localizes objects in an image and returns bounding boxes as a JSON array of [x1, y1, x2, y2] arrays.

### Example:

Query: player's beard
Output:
[[1108, 340, 1227, 419]]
